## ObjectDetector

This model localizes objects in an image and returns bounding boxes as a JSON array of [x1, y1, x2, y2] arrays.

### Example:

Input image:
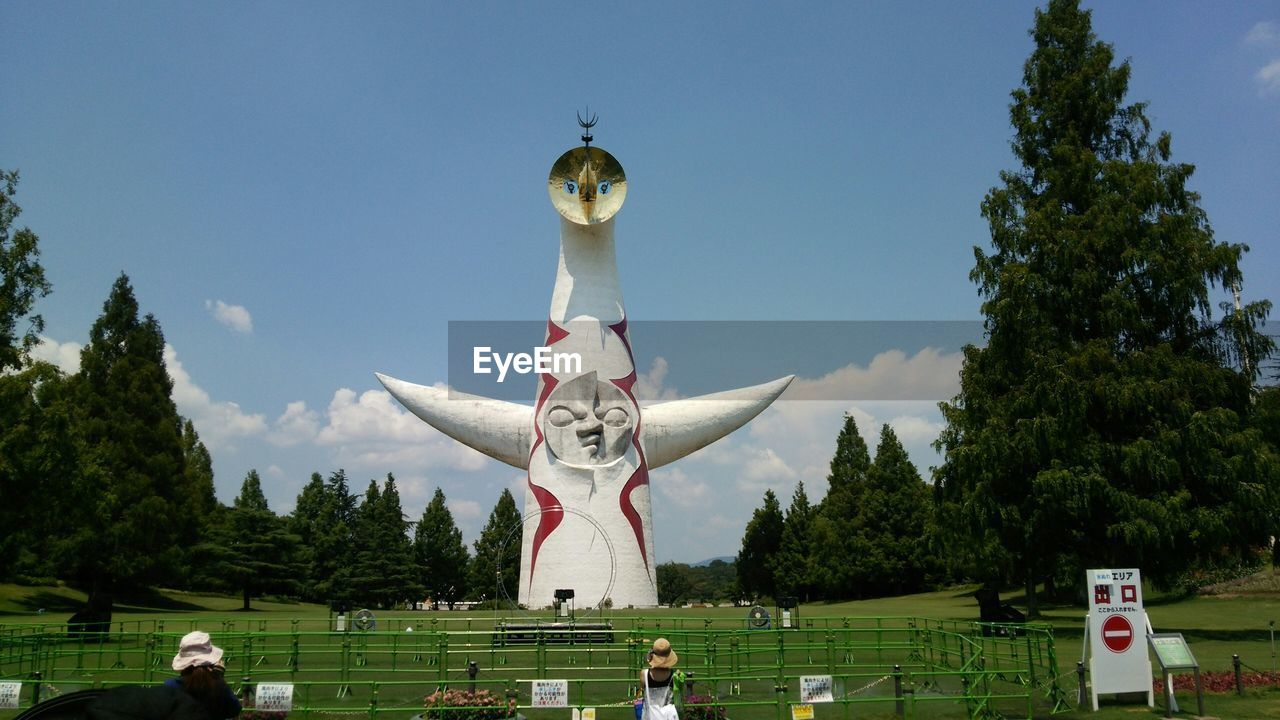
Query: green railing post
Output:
[[437, 634, 449, 683], [368, 682, 379, 719], [144, 635, 156, 682]]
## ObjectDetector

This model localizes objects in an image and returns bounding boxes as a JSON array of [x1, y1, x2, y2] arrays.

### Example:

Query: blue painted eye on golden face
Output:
[[598, 180, 611, 195], [564, 180, 578, 194]]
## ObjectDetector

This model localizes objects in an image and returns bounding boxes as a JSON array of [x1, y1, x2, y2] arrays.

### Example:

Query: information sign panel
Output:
[[790, 705, 814, 720], [1150, 634, 1198, 671], [255, 683, 294, 712], [531, 680, 569, 708], [799, 676, 834, 703], [1086, 568, 1152, 709], [0, 683, 21, 710]]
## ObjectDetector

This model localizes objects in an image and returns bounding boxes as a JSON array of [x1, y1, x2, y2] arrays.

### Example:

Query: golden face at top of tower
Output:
[[548, 146, 627, 225]]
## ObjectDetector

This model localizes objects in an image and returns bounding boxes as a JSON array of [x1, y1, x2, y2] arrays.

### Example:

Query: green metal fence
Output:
[[0, 617, 1067, 719]]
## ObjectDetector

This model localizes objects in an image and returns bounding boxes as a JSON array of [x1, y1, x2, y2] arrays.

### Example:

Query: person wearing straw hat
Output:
[[163, 631, 242, 719], [639, 638, 681, 720]]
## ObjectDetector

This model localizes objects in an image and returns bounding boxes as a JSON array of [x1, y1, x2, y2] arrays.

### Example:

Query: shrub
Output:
[[424, 689, 515, 720]]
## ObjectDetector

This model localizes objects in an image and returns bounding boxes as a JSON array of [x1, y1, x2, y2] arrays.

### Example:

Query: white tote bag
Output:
[[644, 670, 679, 720]]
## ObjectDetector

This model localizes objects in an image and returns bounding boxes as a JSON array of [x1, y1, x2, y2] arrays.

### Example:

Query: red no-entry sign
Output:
[[1101, 615, 1134, 653]]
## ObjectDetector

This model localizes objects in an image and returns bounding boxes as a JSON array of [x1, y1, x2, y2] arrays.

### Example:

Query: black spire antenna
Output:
[[577, 108, 597, 149]]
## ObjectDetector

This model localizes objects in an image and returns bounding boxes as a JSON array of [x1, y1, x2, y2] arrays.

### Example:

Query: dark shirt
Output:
[[162, 677, 242, 720], [87, 686, 211, 720]]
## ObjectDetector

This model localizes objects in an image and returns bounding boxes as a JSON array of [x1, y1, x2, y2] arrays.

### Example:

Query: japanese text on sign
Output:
[[255, 683, 294, 712], [0, 683, 21, 710], [531, 680, 569, 708], [791, 705, 814, 720], [799, 676, 834, 704]]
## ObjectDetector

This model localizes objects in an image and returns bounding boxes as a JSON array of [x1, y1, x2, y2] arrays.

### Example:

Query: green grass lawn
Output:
[[3, 582, 1279, 719]]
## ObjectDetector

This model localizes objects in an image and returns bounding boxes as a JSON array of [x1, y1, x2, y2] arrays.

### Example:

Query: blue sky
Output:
[[4, 1, 1278, 563]]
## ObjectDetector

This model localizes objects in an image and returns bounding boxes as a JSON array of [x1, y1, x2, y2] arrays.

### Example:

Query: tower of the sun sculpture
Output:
[[377, 116, 792, 608]]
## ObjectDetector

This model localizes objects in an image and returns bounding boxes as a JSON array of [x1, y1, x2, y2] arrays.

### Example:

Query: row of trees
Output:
[[192, 468, 524, 610], [0, 179, 525, 609], [736, 418, 944, 604]]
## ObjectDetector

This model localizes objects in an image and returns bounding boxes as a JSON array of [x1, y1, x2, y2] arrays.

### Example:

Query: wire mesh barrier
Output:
[[0, 618, 1065, 719]]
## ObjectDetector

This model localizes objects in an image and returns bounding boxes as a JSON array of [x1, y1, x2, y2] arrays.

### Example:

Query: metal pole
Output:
[[31, 671, 42, 706], [469, 660, 479, 693], [893, 664, 904, 717], [1270, 620, 1276, 676], [1233, 654, 1244, 696], [1194, 668, 1205, 717], [1076, 661, 1086, 708]]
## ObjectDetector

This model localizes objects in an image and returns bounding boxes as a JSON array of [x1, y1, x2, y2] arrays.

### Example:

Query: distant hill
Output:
[[691, 556, 735, 567]]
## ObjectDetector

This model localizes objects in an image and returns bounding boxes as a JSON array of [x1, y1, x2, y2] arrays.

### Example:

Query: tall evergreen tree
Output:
[[174, 419, 216, 584], [349, 475, 421, 609], [60, 274, 188, 602], [289, 472, 329, 601], [935, 0, 1276, 613], [0, 169, 51, 373], [770, 481, 814, 600], [310, 469, 358, 609], [469, 489, 522, 606], [191, 470, 302, 609], [808, 414, 872, 598], [736, 489, 784, 600], [854, 425, 942, 597], [414, 488, 470, 608]]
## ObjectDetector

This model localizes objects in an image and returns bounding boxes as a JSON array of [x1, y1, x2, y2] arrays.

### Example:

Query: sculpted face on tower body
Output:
[[375, 125, 793, 609]]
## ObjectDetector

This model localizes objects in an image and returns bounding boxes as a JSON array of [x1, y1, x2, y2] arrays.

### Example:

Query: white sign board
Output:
[[1086, 568, 1152, 709], [255, 683, 295, 712], [0, 682, 21, 710], [531, 679, 569, 708], [798, 675, 834, 704]]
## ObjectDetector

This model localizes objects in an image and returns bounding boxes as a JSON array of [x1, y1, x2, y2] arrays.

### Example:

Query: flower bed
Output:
[[1153, 670, 1279, 693], [424, 689, 516, 720]]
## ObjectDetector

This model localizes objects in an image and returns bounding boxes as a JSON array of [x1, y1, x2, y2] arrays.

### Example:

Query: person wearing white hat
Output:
[[163, 631, 241, 719], [639, 638, 681, 720]]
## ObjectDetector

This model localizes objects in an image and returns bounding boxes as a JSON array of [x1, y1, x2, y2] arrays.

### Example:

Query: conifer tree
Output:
[[808, 414, 872, 598], [736, 489, 784, 600], [414, 488, 470, 608], [855, 425, 941, 597], [350, 474, 421, 609], [935, 0, 1276, 612], [61, 274, 188, 602], [770, 482, 814, 600], [469, 489, 522, 606], [191, 470, 301, 609]]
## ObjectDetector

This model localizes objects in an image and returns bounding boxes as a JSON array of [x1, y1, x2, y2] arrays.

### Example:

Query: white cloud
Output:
[[782, 347, 962, 401], [449, 498, 483, 521], [316, 387, 490, 472], [269, 400, 321, 446], [164, 345, 268, 448], [635, 357, 681, 401], [651, 467, 711, 509], [1257, 59, 1280, 95], [265, 465, 285, 477], [1245, 21, 1278, 47], [32, 336, 82, 373], [205, 299, 253, 334]]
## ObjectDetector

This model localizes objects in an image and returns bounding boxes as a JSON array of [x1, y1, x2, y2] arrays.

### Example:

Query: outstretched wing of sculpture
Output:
[[376, 373, 533, 469]]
